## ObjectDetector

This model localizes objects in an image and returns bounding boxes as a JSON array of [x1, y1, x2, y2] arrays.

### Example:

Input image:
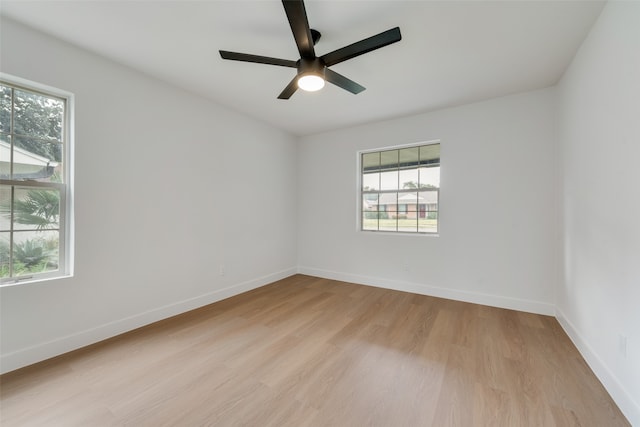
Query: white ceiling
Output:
[[1, 0, 605, 136]]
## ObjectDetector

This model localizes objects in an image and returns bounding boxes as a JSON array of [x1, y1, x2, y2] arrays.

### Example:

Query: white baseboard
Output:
[[298, 267, 637, 424], [297, 266, 555, 316], [555, 309, 640, 427], [0, 268, 297, 374], [5, 268, 635, 427]]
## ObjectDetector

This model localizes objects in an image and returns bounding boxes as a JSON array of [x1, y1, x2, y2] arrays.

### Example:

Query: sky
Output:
[[363, 166, 440, 191]]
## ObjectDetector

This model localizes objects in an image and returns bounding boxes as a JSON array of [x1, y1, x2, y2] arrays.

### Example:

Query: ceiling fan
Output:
[[219, 0, 402, 99]]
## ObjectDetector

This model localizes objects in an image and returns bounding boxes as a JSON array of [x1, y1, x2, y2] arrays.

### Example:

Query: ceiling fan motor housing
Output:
[[298, 57, 326, 79]]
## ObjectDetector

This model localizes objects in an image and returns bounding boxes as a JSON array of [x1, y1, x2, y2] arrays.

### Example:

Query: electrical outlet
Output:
[[618, 334, 627, 358], [219, 264, 226, 276]]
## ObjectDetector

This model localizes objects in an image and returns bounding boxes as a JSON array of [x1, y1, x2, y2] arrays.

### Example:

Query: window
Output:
[[1, 76, 73, 284], [361, 142, 440, 234]]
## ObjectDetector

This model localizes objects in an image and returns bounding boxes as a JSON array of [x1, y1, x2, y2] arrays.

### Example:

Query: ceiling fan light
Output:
[[298, 74, 325, 92]]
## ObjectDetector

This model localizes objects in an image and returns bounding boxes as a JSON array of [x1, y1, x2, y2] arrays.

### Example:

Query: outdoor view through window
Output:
[[361, 143, 440, 233], [1, 79, 69, 283]]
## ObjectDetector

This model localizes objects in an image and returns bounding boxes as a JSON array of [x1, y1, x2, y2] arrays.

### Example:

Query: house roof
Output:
[[0, 139, 59, 179], [370, 191, 438, 206]]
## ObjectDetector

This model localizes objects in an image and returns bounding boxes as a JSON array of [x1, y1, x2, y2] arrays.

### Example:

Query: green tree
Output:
[[1, 83, 63, 278], [402, 181, 437, 189], [0, 85, 11, 134], [13, 239, 53, 268], [0, 189, 60, 277], [13, 189, 60, 230], [0, 84, 63, 162]]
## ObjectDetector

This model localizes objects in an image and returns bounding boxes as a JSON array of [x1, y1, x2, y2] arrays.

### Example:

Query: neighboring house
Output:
[[0, 139, 59, 180], [364, 190, 438, 219]]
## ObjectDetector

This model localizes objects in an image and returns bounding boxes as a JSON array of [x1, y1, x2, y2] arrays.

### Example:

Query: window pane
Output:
[[387, 201, 398, 218], [362, 221, 378, 231], [13, 135, 63, 182], [12, 229, 59, 276], [364, 213, 379, 230], [420, 144, 440, 164], [0, 85, 10, 134], [12, 187, 60, 231], [380, 170, 398, 191], [0, 231, 9, 278], [419, 166, 440, 188], [378, 192, 397, 212], [362, 172, 380, 191], [13, 89, 64, 142], [418, 190, 438, 212], [398, 191, 418, 212], [0, 135, 10, 179], [0, 185, 10, 231], [362, 152, 380, 171], [363, 193, 378, 212], [379, 216, 397, 232], [398, 217, 417, 232], [380, 149, 398, 170], [399, 146, 419, 167], [419, 212, 438, 233], [399, 168, 419, 189]]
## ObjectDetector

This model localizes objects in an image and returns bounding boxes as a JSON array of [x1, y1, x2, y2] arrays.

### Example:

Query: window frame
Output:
[[357, 140, 440, 235], [1, 74, 74, 286]]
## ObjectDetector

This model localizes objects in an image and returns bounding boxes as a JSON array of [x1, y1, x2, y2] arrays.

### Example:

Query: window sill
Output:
[[0, 273, 73, 288]]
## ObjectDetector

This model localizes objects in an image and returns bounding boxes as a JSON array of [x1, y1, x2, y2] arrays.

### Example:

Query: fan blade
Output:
[[282, 0, 315, 58], [321, 27, 401, 67], [278, 76, 299, 99], [219, 51, 297, 68], [325, 68, 365, 94]]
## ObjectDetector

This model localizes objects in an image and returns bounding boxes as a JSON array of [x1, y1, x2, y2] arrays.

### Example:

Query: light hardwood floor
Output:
[[0, 275, 630, 426]]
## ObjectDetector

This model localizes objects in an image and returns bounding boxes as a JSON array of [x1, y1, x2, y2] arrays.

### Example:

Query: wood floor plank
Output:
[[0, 274, 630, 426]]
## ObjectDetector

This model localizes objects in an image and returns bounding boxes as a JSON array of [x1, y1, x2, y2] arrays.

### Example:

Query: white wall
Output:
[[0, 17, 298, 373], [557, 2, 640, 424], [298, 88, 559, 315], [2, 5, 637, 423]]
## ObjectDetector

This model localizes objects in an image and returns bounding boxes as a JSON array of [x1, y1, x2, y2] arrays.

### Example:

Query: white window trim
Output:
[[356, 139, 441, 236], [0, 73, 74, 286]]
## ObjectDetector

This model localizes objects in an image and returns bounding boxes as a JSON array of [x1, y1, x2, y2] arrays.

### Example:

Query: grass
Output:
[[363, 218, 437, 233]]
